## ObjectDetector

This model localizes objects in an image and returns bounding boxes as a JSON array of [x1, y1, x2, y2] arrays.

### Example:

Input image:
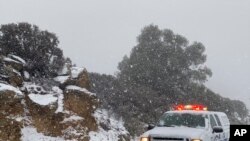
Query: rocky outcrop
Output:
[[3, 58, 23, 72], [64, 88, 98, 124], [25, 94, 63, 137], [63, 87, 98, 140], [1, 55, 24, 87], [24, 67, 99, 141], [0, 89, 24, 141], [0, 55, 25, 140], [5, 66, 23, 87], [61, 67, 98, 140], [59, 67, 90, 90], [0, 62, 129, 141]]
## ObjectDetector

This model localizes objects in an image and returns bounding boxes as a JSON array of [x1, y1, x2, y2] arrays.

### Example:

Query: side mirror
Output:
[[147, 124, 155, 130], [212, 126, 223, 133]]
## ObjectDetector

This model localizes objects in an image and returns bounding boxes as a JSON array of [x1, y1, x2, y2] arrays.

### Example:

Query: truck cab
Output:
[[140, 105, 230, 141]]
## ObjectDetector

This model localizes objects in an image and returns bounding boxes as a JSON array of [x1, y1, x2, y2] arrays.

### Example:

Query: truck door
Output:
[[214, 114, 225, 141], [210, 114, 220, 141]]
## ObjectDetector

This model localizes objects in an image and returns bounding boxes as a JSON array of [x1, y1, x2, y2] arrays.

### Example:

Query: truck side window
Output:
[[210, 115, 217, 128], [214, 114, 222, 126]]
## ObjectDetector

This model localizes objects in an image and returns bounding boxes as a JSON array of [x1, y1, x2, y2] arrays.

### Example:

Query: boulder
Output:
[[2, 64, 23, 87], [26, 94, 64, 137], [74, 70, 90, 89], [9, 73, 23, 87], [63, 88, 98, 140], [25, 78, 99, 140], [3, 57, 24, 72], [60, 68, 90, 90]]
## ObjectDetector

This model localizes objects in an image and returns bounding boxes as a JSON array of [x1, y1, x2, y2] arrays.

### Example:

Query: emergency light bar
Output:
[[174, 104, 208, 111]]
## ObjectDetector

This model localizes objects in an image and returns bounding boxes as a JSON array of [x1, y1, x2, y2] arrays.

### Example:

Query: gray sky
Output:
[[1, 0, 250, 108]]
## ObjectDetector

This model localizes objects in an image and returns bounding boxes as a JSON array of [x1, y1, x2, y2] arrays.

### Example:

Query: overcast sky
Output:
[[1, 0, 250, 108]]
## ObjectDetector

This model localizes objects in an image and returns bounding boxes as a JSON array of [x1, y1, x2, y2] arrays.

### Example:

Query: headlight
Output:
[[141, 137, 150, 141], [191, 139, 202, 141]]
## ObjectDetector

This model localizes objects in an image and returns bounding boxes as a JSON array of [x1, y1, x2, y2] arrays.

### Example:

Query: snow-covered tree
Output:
[[118, 25, 212, 92], [0, 22, 65, 77]]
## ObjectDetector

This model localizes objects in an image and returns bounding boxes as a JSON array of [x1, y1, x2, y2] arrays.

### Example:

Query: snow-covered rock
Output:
[[61, 115, 84, 123], [3, 57, 22, 64], [0, 83, 24, 141], [0, 83, 23, 97], [24, 83, 47, 94], [8, 54, 26, 65], [71, 67, 84, 79], [21, 126, 64, 141], [59, 67, 90, 90], [24, 71, 30, 80], [53, 86, 64, 113], [66, 85, 96, 96], [1, 55, 24, 86], [1, 65, 130, 141], [3, 56, 25, 71], [28, 94, 57, 106], [54, 75, 70, 84]]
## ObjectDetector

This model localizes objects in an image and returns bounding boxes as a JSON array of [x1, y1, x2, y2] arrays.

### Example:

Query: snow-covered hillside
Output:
[[0, 55, 129, 141], [89, 109, 128, 141]]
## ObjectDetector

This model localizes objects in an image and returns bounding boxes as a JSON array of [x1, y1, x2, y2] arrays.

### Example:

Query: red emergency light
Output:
[[174, 104, 207, 111]]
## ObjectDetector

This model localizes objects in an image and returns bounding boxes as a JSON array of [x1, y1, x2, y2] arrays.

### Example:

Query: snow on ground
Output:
[[54, 75, 69, 84], [71, 67, 84, 78], [24, 83, 47, 94], [24, 71, 30, 79], [62, 126, 85, 139], [0, 83, 23, 96], [8, 54, 26, 64], [61, 115, 84, 123], [53, 86, 64, 113], [66, 85, 96, 96], [24, 83, 65, 112], [89, 109, 128, 141], [28, 94, 57, 106], [21, 126, 65, 141]]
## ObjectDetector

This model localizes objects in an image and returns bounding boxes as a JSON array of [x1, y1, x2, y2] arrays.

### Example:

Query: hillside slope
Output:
[[0, 55, 129, 141]]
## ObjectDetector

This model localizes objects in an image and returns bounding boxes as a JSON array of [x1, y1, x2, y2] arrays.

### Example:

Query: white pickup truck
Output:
[[140, 105, 230, 141]]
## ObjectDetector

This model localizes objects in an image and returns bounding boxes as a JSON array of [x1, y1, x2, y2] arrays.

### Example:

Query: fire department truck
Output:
[[140, 104, 230, 141]]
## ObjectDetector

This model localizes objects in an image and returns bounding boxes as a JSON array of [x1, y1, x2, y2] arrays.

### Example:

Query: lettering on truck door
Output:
[[214, 114, 226, 141]]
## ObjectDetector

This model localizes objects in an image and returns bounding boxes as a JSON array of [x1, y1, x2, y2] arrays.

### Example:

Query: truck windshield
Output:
[[157, 113, 206, 129]]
